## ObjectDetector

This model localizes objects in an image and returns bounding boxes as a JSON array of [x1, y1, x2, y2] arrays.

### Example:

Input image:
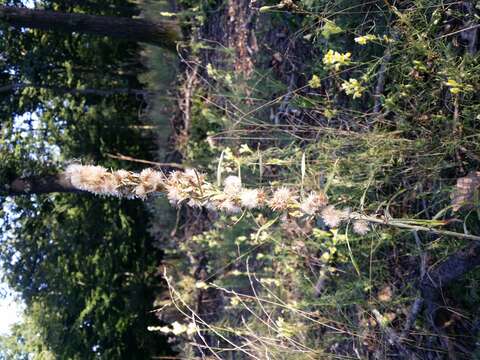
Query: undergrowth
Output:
[[143, 0, 480, 358]]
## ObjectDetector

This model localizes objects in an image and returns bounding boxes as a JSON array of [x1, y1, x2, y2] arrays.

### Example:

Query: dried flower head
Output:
[[140, 168, 164, 190], [320, 205, 345, 228], [112, 169, 140, 198], [167, 169, 204, 189], [240, 188, 260, 209], [113, 169, 131, 183], [353, 220, 370, 235], [300, 191, 328, 215], [163, 169, 209, 206], [99, 172, 121, 196], [166, 170, 182, 186], [165, 185, 183, 206], [65, 164, 117, 196], [269, 187, 296, 211], [223, 175, 242, 195], [184, 168, 205, 185], [134, 168, 165, 198]]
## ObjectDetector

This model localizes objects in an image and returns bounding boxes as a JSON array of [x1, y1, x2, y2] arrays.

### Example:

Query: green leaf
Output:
[[321, 20, 343, 39]]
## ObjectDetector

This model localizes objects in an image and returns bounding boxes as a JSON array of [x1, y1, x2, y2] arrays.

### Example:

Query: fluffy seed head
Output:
[[167, 169, 205, 189], [223, 176, 242, 195], [65, 164, 118, 195], [353, 220, 370, 235], [167, 170, 182, 186], [134, 168, 164, 199], [100, 173, 121, 196], [184, 168, 205, 185], [166, 185, 183, 206], [321, 205, 345, 228], [269, 187, 296, 211], [139, 168, 164, 191], [300, 191, 328, 215], [113, 170, 131, 182], [240, 189, 260, 209]]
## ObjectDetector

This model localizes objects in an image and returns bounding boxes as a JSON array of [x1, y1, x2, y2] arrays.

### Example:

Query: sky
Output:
[[0, 199, 25, 336]]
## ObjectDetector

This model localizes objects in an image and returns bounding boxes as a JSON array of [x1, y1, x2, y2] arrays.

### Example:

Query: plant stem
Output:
[[356, 215, 480, 241]]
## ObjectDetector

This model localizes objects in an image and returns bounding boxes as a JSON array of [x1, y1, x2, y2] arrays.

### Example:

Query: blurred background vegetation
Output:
[[1, 0, 480, 359]]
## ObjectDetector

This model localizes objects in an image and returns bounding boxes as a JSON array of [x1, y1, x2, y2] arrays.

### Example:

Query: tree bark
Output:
[[0, 82, 151, 97], [0, 6, 180, 50], [3, 173, 84, 196]]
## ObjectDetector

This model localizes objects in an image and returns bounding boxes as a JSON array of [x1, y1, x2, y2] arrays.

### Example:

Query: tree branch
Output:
[[2, 173, 85, 196], [0, 5, 180, 50]]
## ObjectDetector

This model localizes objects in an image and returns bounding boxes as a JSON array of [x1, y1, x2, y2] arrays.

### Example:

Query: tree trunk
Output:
[[0, 6, 180, 50], [0, 82, 151, 97], [3, 173, 85, 196]]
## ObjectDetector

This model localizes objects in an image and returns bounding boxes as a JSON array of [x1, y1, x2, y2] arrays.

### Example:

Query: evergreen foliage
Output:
[[0, 0, 172, 358]]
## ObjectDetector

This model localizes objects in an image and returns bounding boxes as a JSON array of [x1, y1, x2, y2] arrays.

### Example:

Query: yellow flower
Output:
[[206, 63, 215, 77], [308, 74, 321, 89], [341, 78, 365, 99], [186, 322, 197, 336], [445, 79, 461, 88], [354, 34, 377, 45], [323, 49, 352, 71], [239, 143, 253, 154], [324, 108, 337, 119], [382, 35, 394, 43], [260, 278, 281, 286], [195, 281, 209, 289], [230, 296, 240, 306], [320, 252, 331, 263], [171, 321, 188, 336], [321, 19, 343, 39], [444, 79, 473, 95], [152, 321, 189, 336]]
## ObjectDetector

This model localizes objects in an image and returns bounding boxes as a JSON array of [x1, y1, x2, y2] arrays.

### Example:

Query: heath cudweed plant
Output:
[[66, 164, 472, 240], [64, 164, 375, 234]]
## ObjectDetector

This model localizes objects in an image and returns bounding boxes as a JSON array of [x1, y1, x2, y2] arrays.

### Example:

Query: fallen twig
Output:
[[401, 231, 427, 338], [106, 152, 184, 169], [372, 309, 420, 360]]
